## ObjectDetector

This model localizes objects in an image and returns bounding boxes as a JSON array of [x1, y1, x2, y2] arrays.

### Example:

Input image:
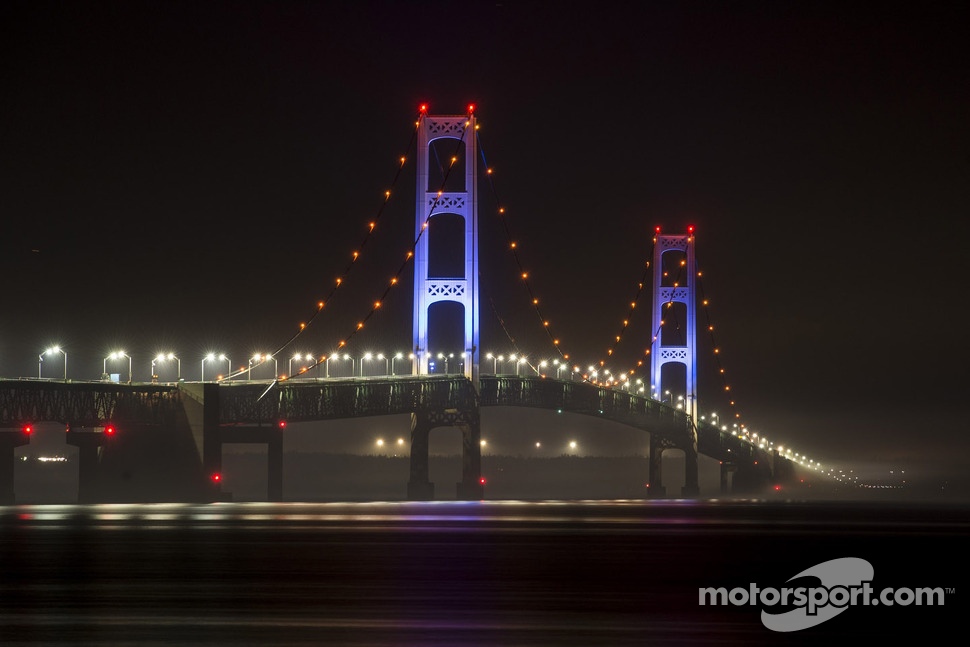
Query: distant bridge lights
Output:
[[39, 346, 67, 380]]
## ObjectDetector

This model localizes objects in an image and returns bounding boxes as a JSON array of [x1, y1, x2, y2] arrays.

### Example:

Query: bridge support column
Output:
[[682, 445, 700, 498], [733, 460, 771, 494], [719, 462, 736, 494], [267, 429, 283, 502], [648, 434, 666, 498], [456, 418, 484, 500], [407, 412, 434, 500], [217, 423, 284, 502], [0, 431, 30, 504], [408, 406, 482, 501], [682, 424, 700, 498], [202, 383, 225, 502], [66, 430, 108, 504]]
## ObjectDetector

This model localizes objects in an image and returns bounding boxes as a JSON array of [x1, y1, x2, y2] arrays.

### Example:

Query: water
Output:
[[1, 499, 965, 645]]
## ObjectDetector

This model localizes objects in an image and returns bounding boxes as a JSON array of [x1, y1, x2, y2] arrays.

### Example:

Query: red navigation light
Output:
[[277, 420, 287, 429], [22, 423, 33, 435], [211, 473, 222, 483], [104, 424, 116, 436]]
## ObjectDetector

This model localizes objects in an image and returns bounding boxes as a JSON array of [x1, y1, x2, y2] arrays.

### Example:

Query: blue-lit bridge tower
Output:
[[650, 228, 700, 496], [412, 109, 480, 384], [408, 108, 483, 500]]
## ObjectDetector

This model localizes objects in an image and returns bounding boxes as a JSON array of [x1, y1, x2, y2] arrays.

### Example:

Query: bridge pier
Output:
[[407, 408, 483, 501], [649, 433, 700, 498], [732, 460, 772, 494], [648, 434, 667, 498], [407, 412, 433, 499], [65, 429, 111, 503], [719, 461, 737, 494], [1, 430, 30, 504], [202, 383, 283, 502], [682, 425, 700, 498]]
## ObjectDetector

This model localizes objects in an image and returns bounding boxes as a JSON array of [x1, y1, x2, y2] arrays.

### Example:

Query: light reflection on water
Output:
[[1, 500, 965, 645]]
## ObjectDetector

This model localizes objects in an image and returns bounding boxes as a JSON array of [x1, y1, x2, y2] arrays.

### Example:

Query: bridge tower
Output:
[[649, 227, 699, 497], [412, 107, 480, 388], [650, 227, 698, 420]]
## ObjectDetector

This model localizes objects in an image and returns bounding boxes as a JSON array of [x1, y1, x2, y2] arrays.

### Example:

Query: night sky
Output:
[[2, 1, 968, 491]]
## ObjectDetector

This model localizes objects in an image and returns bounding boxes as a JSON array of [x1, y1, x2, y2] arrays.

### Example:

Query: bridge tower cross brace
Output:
[[412, 111, 480, 388], [650, 230, 698, 423]]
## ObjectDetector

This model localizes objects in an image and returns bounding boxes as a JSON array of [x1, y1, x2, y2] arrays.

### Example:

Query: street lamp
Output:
[[391, 352, 404, 376], [377, 353, 388, 375], [486, 352, 496, 373], [104, 351, 131, 383], [39, 346, 67, 380], [202, 353, 230, 381], [553, 359, 566, 379], [516, 357, 526, 376], [289, 352, 313, 378], [327, 353, 353, 377], [361, 352, 374, 376], [152, 353, 181, 382], [249, 353, 278, 380]]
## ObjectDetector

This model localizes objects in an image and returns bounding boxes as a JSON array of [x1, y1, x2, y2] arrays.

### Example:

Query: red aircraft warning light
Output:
[[211, 473, 222, 483], [479, 477, 486, 485], [278, 420, 287, 429], [104, 424, 116, 436], [22, 423, 33, 435]]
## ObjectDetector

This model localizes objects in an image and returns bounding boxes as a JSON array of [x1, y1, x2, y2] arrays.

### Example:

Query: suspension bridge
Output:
[[1, 106, 815, 504]]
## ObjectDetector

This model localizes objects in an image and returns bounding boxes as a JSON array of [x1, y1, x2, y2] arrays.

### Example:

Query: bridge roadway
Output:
[[0, 376, 789, 503]]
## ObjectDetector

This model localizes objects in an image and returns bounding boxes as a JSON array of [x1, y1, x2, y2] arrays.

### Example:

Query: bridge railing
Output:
[[0, 379, 180, 428], [219, 375, 479, 425], [479, 375, 691, 442]]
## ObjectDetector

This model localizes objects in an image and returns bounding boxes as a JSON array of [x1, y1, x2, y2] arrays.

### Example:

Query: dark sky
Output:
[[2, 1, 968, 485]]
